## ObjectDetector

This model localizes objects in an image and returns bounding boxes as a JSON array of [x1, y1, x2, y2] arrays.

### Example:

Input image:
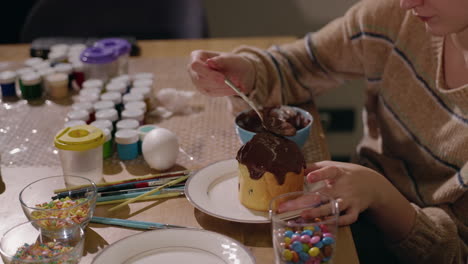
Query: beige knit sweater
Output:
[[229, 0, 468, 263]]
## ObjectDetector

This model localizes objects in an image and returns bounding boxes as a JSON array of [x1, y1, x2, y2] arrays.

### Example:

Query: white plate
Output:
[[92, 228, 255, 264], [185, 159, 270, 223]]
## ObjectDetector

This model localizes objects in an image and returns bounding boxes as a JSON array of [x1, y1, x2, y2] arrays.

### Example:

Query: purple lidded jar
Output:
[[80, 46, 119, 82], [95, 38, 131, 75]]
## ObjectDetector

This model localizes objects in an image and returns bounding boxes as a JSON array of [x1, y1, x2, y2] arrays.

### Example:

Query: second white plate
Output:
[[185, 159, 270, 223], [92, 228, 255, 264]]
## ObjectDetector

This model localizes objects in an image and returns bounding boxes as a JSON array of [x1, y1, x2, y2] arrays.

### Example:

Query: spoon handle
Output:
[[224, 78, 264, 122]]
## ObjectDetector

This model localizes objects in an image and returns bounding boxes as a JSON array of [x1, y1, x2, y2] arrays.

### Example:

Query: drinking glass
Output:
[[270, 191, 339, 264]]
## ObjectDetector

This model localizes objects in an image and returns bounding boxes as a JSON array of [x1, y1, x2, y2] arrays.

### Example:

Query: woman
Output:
[[187, 0, 468, 263]]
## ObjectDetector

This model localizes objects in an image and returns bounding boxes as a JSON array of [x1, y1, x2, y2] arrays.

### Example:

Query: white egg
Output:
[[142, 128, 179, 170]]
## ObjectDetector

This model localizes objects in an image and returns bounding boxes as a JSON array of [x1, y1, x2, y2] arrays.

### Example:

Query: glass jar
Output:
[[80, 46, 118, 82], [95, 38, 131, 75], [54, 125, 105, 184]]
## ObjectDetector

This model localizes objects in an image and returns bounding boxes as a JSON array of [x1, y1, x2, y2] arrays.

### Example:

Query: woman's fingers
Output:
[[300, 203, 333, 219], [337, 207, 359, 226], [188, 57, 236, 96], [190, 50, 220, 62], [306, 165, 343, 184], [277, 193, 320, 213]]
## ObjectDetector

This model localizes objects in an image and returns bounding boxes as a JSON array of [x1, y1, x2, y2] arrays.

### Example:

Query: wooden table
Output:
[[0, 37, 359, 264]]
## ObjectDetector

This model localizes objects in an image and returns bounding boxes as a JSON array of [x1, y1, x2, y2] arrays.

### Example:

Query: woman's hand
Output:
[[303, 160, 388, 226], [187, 50, 256, 97], [291, 160, 416, 242]]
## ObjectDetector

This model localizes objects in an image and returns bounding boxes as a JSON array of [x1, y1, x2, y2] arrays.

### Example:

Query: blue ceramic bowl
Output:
[[235, 106, 313, 148]]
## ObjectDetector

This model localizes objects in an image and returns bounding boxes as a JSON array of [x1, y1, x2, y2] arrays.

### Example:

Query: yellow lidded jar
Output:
[[54, 125, 105, 184]]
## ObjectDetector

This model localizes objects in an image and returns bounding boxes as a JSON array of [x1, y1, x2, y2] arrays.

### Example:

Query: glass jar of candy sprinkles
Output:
[[19, 175, 98, 229], [269, 191, 339, 264], [0, 218, 85, 264]]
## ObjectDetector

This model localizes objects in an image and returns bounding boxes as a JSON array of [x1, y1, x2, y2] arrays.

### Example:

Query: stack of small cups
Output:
[[0, 43, 87, 101], [65, 72, 155, 161]]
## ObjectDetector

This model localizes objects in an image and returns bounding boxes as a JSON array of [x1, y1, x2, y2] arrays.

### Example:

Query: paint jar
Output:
[[100, 91, 123, 115], [67, 109, 90, 124], [37, 67, 56, 94], [93, 100, 114, 113], [24, 57, 43, 68], [79, 87, 101, 97], [138, 124, 158, 139], [95, 38, 131, 75], [16, 67, 35, 77], [133, 78, 153, 88], [101, 128, 113, 159], [90, 119, 113, 135], [121, 108, 145, 125], [64, 120, 86, 128], [48, 50, 67, 66], [130, 86, 152, 110], [69, 44, 85, 58], [19, 72, 42, 100], [75, 93, 100, 104], [137, 124, 158, 154], [32, 61, 51, 71], [116, 119, 139, 131], [82, 79, 104, 91], [50, 43, 69, 54], [110, 75, 131, 92], [122, 93, 144, 105], [106, 81, 126, 95], [46, 73, 68, 99], [0, 71, 17, 97], [69, 43, 86, 54], [72, 61, 85, 90], [72, 102, 95, 122], [132, 72, 154, 81], [80, 46, 119, 82], [54, 63, 73, 89], [125, 101, 147, 113], [54, 125, 105, 183], [115, 129, 139, 160], [95, 108, 119, 132]]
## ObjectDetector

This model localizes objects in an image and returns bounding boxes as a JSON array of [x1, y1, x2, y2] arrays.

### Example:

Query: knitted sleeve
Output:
[[388, 190, 468, 264], [228, 0, 404, 112], [359, 149, 468, 263]]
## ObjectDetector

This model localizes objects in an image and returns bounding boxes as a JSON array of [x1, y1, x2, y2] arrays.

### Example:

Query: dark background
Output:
[[1, 1, 36, 43]]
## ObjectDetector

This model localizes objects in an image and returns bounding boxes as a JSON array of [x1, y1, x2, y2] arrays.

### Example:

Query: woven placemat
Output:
[[0, 57, 328, 171]]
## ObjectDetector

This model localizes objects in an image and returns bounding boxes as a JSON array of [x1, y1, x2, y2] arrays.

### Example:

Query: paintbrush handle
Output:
[[96, 189, 184, 205], [97, 192, 184, 205], [91, 216, 186, 229], [107, 175, 189, 211], [53, 170, 191, 193]]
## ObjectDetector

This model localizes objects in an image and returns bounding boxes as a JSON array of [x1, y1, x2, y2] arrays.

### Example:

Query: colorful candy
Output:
[[30, 196, 90, 225], [12, 241, 79, 264], [276, 222, 336, 264]]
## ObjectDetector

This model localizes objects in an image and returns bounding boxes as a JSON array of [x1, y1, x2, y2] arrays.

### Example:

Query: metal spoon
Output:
[[224, 78, 297, 136], [224, 78, 264, 124]]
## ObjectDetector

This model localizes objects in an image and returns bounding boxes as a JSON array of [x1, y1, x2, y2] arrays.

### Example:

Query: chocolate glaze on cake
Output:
[[236, 132, 306, 185]]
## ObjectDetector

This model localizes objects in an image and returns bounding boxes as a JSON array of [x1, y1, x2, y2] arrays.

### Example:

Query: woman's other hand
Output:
[[187, 50, 256, 97], [304, 160, 416, 242]]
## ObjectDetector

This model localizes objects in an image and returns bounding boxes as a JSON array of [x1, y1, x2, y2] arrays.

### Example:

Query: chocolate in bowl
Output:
[[235, 106, 311, 136]]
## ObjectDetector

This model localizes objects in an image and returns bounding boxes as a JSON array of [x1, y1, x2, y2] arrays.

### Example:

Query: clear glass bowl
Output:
[[0, 218, 85, 264], [19, 175, 97, 228]]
